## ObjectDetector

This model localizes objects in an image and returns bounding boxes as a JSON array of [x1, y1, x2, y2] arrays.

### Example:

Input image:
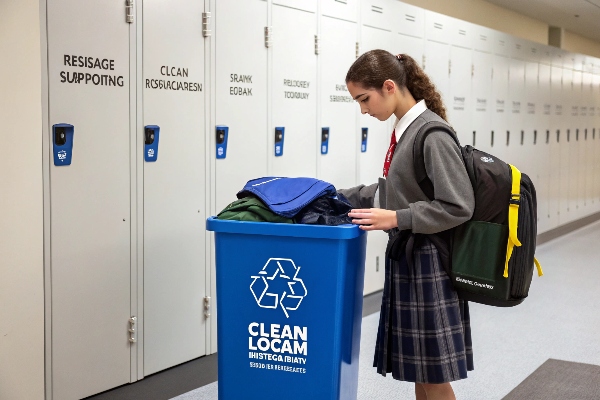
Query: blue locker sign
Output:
[[216, 125, 229, 159], [361, 127, 368, 152], [321, 127, 329, 155], [144, 125, 160, 162], [274, 127, 285, 157], [52, 123, 74, 166]]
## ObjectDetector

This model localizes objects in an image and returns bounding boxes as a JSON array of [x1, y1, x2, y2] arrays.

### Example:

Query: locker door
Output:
[[506, 57, 525, 169], [214, 0, 268, 212], [537, 62, 552, 233], [319, 15, 358, 189], [142, 0, 207, 376], [549, 65, 563, 229], [471, 26, 493, 154], [491, 54, 509, 162], [321, 0, 358, 22], [395, 1, 425, 74], [582, 72, 593, 214], [570, 69, 582, 220], [47, 1, 133, 399], [592, 71, 600, 212], [523, 60, 538, 179], [448, 20, 473, 145], [359, 1, 394, 296], [424, 12, 450, 105], [449, 45, 472, 145], [271, 4, 317, 177], [472, 49, 493, 154], [560, 67, 574, 224]]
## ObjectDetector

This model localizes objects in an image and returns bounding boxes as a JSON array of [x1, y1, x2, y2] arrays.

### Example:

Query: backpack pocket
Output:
[[451, 220, 510, 300]]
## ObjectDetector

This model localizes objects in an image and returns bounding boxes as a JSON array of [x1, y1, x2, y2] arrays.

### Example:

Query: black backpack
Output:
[[413, 121, 543, 307]]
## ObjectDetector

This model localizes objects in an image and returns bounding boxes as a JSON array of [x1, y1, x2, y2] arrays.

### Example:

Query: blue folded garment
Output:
[[237, 177, 337, 218]]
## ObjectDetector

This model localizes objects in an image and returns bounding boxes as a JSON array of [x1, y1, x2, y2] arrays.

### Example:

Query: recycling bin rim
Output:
[[206, 216, 365, 240]]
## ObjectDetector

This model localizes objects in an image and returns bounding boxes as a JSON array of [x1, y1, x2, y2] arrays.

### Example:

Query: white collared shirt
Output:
[[393, 99, 427, 143]]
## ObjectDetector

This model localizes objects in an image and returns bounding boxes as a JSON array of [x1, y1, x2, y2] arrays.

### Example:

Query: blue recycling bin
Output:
[[206, 217, 367, 400]]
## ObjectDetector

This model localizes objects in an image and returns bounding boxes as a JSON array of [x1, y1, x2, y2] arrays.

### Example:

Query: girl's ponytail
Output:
[[399, 54, 447, 121]]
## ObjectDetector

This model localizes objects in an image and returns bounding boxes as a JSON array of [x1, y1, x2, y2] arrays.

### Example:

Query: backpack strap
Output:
[[413, 121, 461, 201]]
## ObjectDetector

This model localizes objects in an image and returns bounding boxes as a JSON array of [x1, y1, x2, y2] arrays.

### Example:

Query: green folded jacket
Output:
[[216, 196, 294, 224]]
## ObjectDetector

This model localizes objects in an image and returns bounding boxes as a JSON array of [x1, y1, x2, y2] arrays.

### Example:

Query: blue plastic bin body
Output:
[[206, 218, 367, 400]]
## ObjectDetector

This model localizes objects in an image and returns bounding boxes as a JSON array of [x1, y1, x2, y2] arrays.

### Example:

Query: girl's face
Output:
[[347, 80, 398, 121]]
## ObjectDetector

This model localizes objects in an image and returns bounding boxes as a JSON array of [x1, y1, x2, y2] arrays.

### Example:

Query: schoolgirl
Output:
[[339, 49, 475, 400]]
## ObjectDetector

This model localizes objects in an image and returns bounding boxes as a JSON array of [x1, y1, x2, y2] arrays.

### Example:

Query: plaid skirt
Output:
[[373, 237, 474, 384]]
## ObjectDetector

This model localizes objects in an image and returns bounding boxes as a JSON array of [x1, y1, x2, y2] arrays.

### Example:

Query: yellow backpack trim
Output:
[[504, 165, 543, 278]]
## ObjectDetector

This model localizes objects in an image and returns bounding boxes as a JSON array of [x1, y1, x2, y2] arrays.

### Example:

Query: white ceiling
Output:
[[485, 0, 600, 42]]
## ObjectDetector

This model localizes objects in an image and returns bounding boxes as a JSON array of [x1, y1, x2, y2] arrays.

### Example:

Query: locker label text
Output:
[[146, 65, 202, 92], [230, 74, 253, 96], [283, 79, 310, 100], [60, 54, 124, 87]]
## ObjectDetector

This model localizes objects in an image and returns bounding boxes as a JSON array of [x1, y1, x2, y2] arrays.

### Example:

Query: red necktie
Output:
[[383, 129, 397, 177]]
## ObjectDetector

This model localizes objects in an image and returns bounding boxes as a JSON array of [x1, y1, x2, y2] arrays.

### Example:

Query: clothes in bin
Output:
[[206, 218, 367, 400]]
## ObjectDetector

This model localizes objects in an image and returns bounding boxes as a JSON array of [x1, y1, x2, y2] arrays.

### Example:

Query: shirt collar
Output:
[[393, 99, 427, 143]]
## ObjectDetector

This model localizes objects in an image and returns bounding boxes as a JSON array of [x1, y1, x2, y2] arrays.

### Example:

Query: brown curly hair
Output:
[[345, 49, 447, 122]]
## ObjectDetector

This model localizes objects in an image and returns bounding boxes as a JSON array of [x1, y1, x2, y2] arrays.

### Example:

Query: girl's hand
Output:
[[348, 208, 398, 231]]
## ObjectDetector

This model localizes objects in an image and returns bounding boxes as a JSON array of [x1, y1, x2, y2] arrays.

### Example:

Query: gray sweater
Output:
[[339, 110, 474, 234]]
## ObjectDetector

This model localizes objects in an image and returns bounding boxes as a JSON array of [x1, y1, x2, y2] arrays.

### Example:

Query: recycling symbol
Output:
[[250, 258, 308, 318]]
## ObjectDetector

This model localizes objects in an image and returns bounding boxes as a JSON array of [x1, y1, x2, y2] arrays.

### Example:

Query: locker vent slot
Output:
[[499, 40, 505, 46], [405, 14, 416, 22], [459, 29, 467, 36], [516, 44, 522, 50], [531, 48, 537, 54], [520, 130, 524, 145], [434, 23, 443, 30], [335, 0, 348, 4], [371, 5, 383, 13], [480, 35, 487, 41]]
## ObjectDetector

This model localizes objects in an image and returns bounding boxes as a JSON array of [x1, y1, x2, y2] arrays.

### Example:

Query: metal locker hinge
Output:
[[448, 60, 451, 75], [126, 0, 134, 23], [202, 12, 212, 37], [472, 64, 475, 77], [265, 26, 272, 48], [314, 35, 320, 55], [204, 296, 211, 319], [422, 55, 426, 70], [356, 42, 360, 59], [128, 316, 137, 343]]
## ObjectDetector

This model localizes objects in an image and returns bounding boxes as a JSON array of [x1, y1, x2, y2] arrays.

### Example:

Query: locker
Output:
[[505, 37, 526, 171], [448, 19, 473, 145], [471, 26, 494, 155], [358, 0, 395, 295], [491, 33, 510, 163], [214, 0, 268, 213], [319, 15, 358, 190], [321, 0, 358, 22], [47, 1, 133, 398], [273, 0, 317, 13], [559, 63, 573, 225], [142, 0, 207, 376], [271, 4, 317, 177], [582, 71, 593, 213], [361, 0, 394, 31], [423, 11, 450, 104], [537, 56, 553, 233], [593, 69, 600, 211], [549, 64, 563, 229], [522, 55, 539, 180], [571, 68, 584, 219], [395, 2, 425, 39]]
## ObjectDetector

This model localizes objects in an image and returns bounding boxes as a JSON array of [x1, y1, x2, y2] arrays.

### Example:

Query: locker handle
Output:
[[55, 127, 67, 146]]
